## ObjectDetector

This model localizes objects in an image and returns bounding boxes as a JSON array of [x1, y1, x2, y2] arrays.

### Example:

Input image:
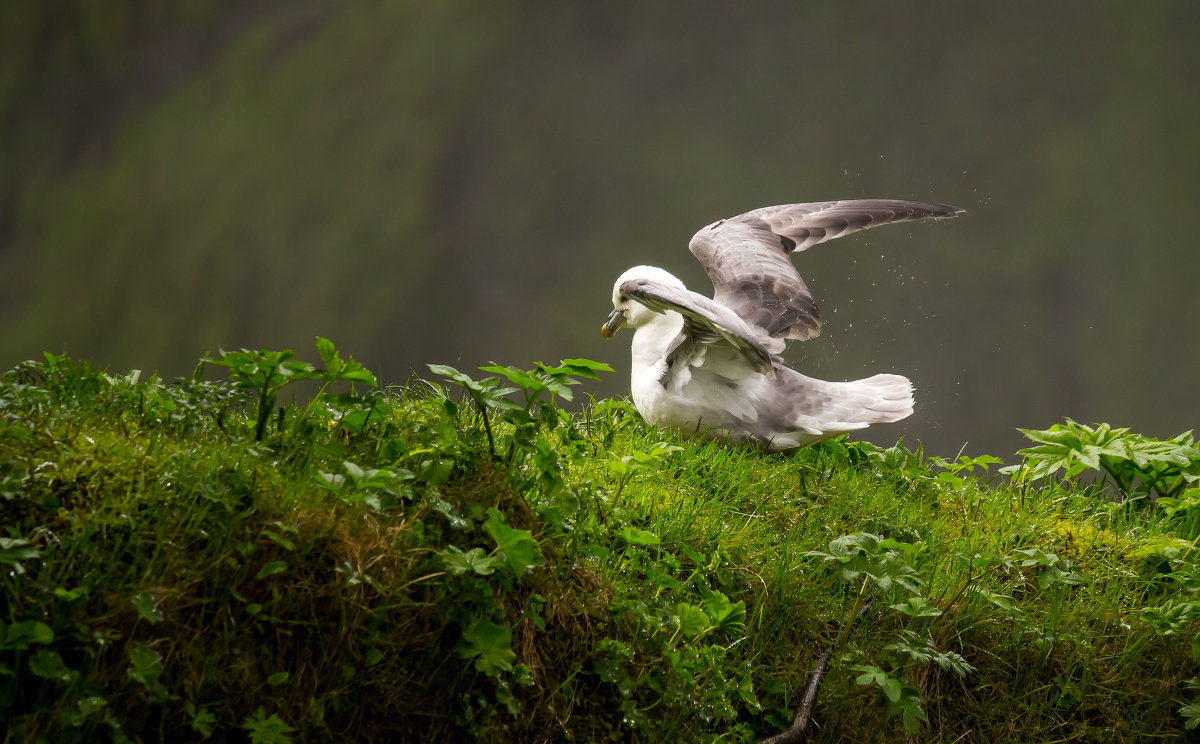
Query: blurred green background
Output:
[[3, 1, 1198, 457]]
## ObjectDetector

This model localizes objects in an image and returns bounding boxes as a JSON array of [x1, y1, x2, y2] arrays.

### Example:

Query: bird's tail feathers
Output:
[[786, 373, 914, 438], [850, 373, 915, 422]]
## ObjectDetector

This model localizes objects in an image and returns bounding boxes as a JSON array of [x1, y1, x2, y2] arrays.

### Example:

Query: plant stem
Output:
[[254, 386, 273, 442], [476, 396, 497, 460], [759, 586, 874, 744]]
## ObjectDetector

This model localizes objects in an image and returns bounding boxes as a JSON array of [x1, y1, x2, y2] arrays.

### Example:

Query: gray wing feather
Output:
[[619, 278, 775, 377], [688, 199, 964, 342]]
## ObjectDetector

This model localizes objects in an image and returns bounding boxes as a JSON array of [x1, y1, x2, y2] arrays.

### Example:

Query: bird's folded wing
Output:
[[688, 199, 964, 342], [618, 278, 775, 377]]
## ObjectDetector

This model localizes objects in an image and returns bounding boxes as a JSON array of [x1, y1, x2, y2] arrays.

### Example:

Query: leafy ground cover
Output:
[[2, 340, 1199, 743]]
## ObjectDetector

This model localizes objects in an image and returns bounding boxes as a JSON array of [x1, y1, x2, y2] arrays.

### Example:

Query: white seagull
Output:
[[600, 199, 964, 450]]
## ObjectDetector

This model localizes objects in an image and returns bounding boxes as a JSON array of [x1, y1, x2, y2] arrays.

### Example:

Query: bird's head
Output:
[[601, 265, 685, 338]]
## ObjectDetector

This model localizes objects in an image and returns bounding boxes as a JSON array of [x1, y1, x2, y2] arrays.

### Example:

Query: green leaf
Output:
[[705, 594, 748, 636], [29, 648, 76, 683], [267, 671, 290, 686], [898, 694, 929, 733], [127, 642, 164, 687], [852, 664, 887, 688], [131, 591, 164, 623], [440, 545, 504, 576], [618, 526, 660, 546], [880, 675, 903, 703], [256, 561, 288, 580], [1183, 702, 1200, 729], [457, 619, 516, 675], [315, 336, 337, 367], [77, 696, 108, 717], [675, 603, 712, 638], [0, 537, 41, 574], [890, 596, 943, 618], [242, 707, 296, 744], [484, 509, 545, 576], [557, 358, 614, 379], [186, 701, 216, 737], [479, 364, 546, 396], [2, 620, 54, 650], [315, 336, 377, 385], [972, 587, 1020, 614]]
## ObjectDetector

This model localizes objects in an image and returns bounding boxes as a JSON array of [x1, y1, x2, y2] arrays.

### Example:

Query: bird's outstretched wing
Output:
[[619, 277, 775, 378], [688, 199, 964, 342]]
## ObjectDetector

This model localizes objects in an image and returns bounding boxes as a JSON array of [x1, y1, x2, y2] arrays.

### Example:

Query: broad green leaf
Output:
[[440, 545, 504, 576], [457, 620, 516, 675], [852, 664, 886, 687], [704, 594, 747, 636], [131, 591, 164, 623], [77, 696, 108, 720], [127, 643, 164, 687], [618, 526, 660, 546], [2, 620, 54, 650], [1182, 703, 1200, 729], [880, 675, 903, 703], [479, 364, 545, 395], [315, 336, 338, 369], [675, 603, 711, 638], [316, 337, 377, 385], [29, 648, 75, 683], [484, 509, 544, 576], [186, 702, 216, 737], [971, 587, 1020, 613], [242, 707, 296, 744], [557, 358, 614, 379], [899, 694, 929, 733], [607, 454, 634, 477], [890, 596, 943, 617]]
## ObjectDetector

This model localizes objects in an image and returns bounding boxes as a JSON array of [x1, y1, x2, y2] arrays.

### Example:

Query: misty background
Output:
[[3, 2, 1197, 458]]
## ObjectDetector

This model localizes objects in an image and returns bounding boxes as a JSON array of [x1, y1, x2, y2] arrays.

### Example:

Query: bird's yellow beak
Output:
[[601, 307, 625, 339]]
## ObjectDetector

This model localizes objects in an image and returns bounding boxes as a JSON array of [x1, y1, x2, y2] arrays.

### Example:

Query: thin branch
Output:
[[758, 599, 874, 744]]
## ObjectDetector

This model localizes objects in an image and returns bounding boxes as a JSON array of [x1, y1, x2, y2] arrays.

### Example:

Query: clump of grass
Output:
[[2, 342, 1199, 742]]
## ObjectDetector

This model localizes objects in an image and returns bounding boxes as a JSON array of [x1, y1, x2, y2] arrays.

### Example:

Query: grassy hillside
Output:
[[2, 340, 1199, 742]]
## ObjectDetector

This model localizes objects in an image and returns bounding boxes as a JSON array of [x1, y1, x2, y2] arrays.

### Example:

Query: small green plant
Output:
[[202, 348, 318, 441], [929, 451, 1004, 490], [203, 336, 377, 440], [806, 533, 942, 734], [315, 460, 414, 510], [1014, 547, 1085, 589], [605, 441, 683, 515], [1005, 419, 1200, 501], [242, 707, 296, 744], [1181, 678, 1200, 730], [849, 663, 928, 734], [429, 358, 611, 459]]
